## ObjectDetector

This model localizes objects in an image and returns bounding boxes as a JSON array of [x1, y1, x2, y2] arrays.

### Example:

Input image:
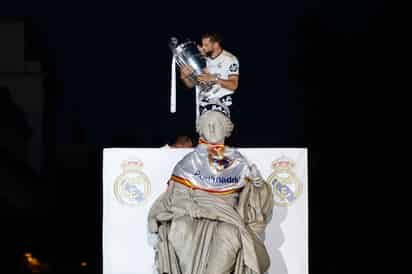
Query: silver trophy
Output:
[[169, 37, 212, 92]]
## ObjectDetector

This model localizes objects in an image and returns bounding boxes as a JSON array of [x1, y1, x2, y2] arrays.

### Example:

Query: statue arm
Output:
[[238, 163, 274, 240], [248, 182, 274, 240], [248, 163, 265, 187], [148, 181, 174, 233]]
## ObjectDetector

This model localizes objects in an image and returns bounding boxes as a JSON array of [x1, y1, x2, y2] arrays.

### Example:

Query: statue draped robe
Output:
[[148, 144, 274, 274]]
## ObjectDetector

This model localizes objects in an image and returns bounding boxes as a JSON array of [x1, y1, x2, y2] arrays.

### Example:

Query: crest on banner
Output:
[[267, 156, 302, 207], [114, 158, 151, 206]]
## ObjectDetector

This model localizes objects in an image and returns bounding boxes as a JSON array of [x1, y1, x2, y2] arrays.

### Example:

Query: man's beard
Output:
[[205, 50, 213, 57]]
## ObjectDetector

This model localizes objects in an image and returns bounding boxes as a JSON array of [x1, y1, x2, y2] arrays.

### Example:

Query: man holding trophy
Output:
[[172, 33, 239, 116]]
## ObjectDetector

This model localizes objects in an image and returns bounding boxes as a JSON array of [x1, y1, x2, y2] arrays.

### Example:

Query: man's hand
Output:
[[197, 70, 217, 85], [180, 65, 193, 80], [199, 68, 239, 91], [180, 65, 196, 88]]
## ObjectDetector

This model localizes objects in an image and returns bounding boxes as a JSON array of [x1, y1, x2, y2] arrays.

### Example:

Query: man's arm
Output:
[[180, 66, 196, 89], [197, 74, 239, 92], [216, 75, 239, 91], [181, 75, 196, 88]]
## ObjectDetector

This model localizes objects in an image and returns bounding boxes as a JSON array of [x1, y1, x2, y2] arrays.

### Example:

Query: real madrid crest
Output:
[[114, 158, 151, 206], [267, 156, 302, 207], [229, 63, 238, 72]]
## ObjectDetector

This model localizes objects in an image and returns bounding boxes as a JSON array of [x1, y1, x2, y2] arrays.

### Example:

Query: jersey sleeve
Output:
[[226, 56, 239, 76]]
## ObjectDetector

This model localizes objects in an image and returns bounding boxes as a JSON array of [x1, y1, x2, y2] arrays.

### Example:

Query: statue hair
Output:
[[196, 111, 234, 138]]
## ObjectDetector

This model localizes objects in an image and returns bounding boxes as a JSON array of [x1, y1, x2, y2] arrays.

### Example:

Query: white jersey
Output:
[[199, 50, 239, 108]]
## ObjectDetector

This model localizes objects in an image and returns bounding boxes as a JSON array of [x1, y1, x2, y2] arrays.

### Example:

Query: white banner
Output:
[[103, 147, 308, 274]]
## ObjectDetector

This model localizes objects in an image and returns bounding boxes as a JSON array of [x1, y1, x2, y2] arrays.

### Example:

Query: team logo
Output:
[[267, 156, 302, 207], [208, 155, 234, 172], [229, 63, 238, 72], [114, 158, 151, 206]]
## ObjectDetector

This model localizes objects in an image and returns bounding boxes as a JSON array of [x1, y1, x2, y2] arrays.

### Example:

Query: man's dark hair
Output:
[[169, 135, 193, 147], [202, 32, 222, 44], [174, 135, 192, 146]]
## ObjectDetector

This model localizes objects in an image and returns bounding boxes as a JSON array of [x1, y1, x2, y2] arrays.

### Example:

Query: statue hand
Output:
[[249, 164, 262, 179], [249, 164, 265, 187]]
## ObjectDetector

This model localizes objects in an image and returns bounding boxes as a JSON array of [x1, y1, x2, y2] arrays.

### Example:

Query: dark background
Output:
[[1, 1, 383, 273]]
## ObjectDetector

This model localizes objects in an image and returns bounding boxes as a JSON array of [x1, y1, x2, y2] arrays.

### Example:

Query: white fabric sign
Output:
[[103, 147, 308, 274]]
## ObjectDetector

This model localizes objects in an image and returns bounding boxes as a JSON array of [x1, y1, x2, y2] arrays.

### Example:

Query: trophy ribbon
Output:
[[171, 55, 176, 113]]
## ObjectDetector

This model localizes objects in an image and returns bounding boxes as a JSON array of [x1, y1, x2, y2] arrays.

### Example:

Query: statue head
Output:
[[196, 102, 234, 144]]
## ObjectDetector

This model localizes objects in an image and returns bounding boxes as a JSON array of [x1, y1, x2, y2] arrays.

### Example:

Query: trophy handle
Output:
[[169, 37, 179, 51]]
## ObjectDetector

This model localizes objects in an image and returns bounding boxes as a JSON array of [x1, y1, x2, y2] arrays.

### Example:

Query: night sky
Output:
[[7, 2, 312, 147]]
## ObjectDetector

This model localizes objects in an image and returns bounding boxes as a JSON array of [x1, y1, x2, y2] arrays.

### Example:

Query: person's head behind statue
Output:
[[196, 103, 234, 144], [171, 135, 193, 148]]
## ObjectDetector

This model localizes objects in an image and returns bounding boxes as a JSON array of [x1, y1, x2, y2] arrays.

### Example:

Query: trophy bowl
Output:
[[169, 37, 207, 83]]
